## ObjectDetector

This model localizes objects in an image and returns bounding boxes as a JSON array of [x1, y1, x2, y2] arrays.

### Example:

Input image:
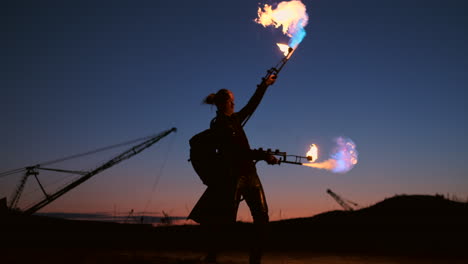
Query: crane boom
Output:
[[9, 170, 33, 209], [23, 127, 177, 215], [326, 188, 355, 211]]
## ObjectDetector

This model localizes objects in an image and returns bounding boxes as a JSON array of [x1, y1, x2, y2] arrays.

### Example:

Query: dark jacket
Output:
[[188, 82, 271, 224]]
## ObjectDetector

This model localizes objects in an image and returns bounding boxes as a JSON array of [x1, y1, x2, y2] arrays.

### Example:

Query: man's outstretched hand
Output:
[[265, 154, 279, 165], [265, 74, 277, 86]]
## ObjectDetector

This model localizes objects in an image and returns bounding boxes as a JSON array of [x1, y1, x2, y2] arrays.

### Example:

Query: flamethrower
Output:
[[260, 46, 295, 85], [254, 147, 312, 165], [242, 47, 296, 127]]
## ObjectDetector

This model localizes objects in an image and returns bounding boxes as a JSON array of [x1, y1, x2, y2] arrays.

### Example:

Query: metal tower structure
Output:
[[3, 127, 176, 215], [326, 188, 359, 211]]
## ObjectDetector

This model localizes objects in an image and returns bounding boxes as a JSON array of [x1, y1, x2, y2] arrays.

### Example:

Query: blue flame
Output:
[[330, 137, 358, 173], [289, 18, 307, 48], [255, 0, 309, 49]]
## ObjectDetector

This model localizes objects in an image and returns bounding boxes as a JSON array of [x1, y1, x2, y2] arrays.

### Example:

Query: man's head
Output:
[[204, 89, 235, 116]]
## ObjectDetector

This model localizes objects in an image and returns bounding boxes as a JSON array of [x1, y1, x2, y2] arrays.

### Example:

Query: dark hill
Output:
[[273, 194, 468, 227], [267, 194, 468, 255], [356, 194, 467, 216]]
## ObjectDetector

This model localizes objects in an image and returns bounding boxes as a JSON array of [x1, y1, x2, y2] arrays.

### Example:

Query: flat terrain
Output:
[[2, 249, 467, 264], [2, 195, 467, 263]]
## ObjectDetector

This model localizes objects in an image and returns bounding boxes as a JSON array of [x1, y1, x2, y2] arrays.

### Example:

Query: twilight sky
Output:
[[1, 0, 467, 222]]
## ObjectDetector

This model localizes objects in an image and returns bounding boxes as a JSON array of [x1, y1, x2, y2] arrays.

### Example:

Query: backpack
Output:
[[189, 124, 221, 186]]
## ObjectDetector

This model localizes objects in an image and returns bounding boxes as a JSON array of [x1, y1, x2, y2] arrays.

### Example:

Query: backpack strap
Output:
[[209, 117, 217, 129]]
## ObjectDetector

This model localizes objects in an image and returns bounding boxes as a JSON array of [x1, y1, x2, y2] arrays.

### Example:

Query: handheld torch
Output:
[[242, 47, 296, 127], [261, 47, 295, 84], [254, 147, 312, 165]]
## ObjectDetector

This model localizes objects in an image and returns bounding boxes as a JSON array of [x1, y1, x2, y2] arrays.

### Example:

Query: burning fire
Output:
[[277, 43, 291, 56], [306, 144, 318, 162], [255, 0, 309, 52], [303, 137, 358, 173]]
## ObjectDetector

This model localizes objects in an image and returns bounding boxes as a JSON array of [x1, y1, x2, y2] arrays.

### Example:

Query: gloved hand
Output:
[[265, 154, 279, 165], [265, 74, 277, 86]]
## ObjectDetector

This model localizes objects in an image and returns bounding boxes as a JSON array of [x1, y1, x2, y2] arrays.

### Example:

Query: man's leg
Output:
[[201, 186, 238, 263], [201, 222, 219, 263], [243, 178, 269, 264]]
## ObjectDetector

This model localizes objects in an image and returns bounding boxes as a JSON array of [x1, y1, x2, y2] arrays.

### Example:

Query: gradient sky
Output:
[[1, 0, 467, 222]]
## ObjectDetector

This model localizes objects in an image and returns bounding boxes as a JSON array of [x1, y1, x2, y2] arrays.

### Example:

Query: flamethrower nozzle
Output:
[[243, 46, 297, 127], [262, 46, 296, 80], [270, 47, 296, 78], [253, 147, 310, 166]]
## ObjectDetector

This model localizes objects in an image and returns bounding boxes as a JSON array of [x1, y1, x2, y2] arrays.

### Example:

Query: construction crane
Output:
[[3, 127, 177, 215], [326, 188, 359, 211], [124, 209, 142, 224]]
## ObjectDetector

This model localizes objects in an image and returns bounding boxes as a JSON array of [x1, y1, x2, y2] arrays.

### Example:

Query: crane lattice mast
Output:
[[326, 188, 358, 211], [6, 127, 177, 215]]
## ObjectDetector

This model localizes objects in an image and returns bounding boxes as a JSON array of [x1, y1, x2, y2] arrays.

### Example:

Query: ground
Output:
[[2, 249, 466, 264]]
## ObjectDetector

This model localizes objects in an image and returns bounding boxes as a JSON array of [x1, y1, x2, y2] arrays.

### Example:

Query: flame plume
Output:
[[303, 137, 358, 173], [255, 0, 309, 51], [277, 43, 291, 56], [306, 144, 318, 162]]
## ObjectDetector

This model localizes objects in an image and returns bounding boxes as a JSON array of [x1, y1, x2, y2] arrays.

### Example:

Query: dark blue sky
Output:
[[1, 0, 467, 220]]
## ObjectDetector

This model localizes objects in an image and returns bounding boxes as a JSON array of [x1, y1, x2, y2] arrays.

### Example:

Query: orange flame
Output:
[[255, 0, 308, 52], [276, 43, 290, 56], [306, 144, 318, 162], [255, 1, 307, 36], [302, 160, 337, 170]]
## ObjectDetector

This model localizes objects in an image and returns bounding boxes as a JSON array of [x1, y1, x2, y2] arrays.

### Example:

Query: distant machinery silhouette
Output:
[[2, 127, 177, 215], [326, 188, 359, 211]]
